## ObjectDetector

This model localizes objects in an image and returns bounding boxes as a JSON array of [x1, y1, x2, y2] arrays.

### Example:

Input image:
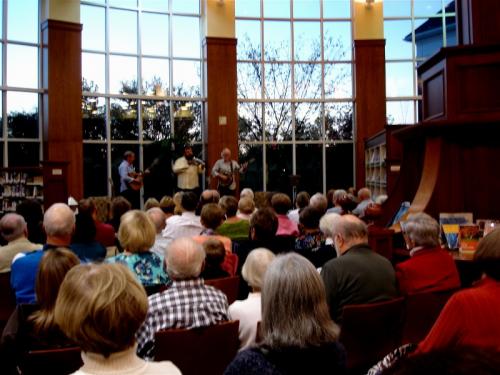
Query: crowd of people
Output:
[[0, 186, 498, 374]]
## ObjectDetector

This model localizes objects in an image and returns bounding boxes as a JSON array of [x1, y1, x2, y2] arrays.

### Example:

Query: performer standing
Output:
[[211, 148, 247, 197], [118, 151, 141, 209], [172, 145, 205, 196]]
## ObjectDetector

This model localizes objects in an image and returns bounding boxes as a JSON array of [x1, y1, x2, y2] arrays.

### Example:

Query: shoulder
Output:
[[225, 348, 277, 375], [145, 360, 182, 375]]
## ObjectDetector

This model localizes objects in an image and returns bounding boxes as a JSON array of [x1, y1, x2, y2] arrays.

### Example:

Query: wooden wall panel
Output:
[[458, 0, 500, 45]]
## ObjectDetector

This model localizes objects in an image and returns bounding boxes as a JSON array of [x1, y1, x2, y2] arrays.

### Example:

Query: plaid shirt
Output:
[[136, 278, 229, 360]]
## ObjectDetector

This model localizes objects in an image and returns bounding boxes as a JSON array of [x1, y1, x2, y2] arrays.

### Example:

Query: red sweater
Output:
[[94, 220, 116, 247], [417, 277, 500, 353], [396, 247, 461, 295]]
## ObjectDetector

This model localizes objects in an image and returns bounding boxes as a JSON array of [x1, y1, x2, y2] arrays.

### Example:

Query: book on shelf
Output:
[[439, 212, 473, 250], [458, 224, 481, 254]]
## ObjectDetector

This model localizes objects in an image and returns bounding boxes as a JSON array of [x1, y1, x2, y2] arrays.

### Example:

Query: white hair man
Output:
[[136, 238, 229, 360], [309, 193, 328, 215], [11, 203, 76, 304], [146, 207, 169, 258], [240, 188, 254, 201], [0, 213, 42, 273], [352, 187, 374, 218]]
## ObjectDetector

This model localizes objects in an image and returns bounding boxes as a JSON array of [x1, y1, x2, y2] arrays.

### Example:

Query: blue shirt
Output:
[[118, 160, 135, 192], [106, 252, 170, 287]]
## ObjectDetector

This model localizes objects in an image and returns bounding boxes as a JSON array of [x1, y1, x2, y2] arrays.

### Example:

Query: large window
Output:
[[0, 0, 42, 168], [81, 0, 203, 198], [384, 0, 456, 124], [237, 0, 354, 196]]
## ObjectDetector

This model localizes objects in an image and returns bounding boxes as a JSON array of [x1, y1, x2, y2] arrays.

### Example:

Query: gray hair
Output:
[[43, 203, 76, 238], [0, 213, 27, 242], [166, 237, 206, 280], [358, 187, 372, 200], [319, 213, 341, 238], [240, 188, 254, 201], [309, 193, 328, 213], [332, 189, 347, 205], [333, 215, 368, 242], [261, 253, 339, 349], [146, 207, 166, 234], [404, 212, 440, 248], [241, 248, 275, 290]]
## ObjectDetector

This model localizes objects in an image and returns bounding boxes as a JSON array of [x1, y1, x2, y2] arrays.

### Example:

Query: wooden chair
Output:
[[368, 226, 395, 261], [402, 289, 456, 344], [339, 297, 405, 374], [0, 272, 16, 333], [154, 320, 240, 375], [205, 276, 240, 305], [19, 346, 83, 375]]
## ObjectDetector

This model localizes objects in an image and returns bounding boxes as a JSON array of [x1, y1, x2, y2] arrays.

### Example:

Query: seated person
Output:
[[351, 187, 374, 218], [162, 192, 203, 246], [237, 197, 256, 221], [287, 191, 310, 224], [229, 248, 275, 351], [146, 207, 169, 258], [201, 238, 230, 280], [107, 210, 170, 288], [1, 248, 79, 374], [78, 198, 115, 247], [107, 196, 131, 233], [396, 212, 460, 295], [309, 193, 328, 216], [136, 238, 229, 360], [70, 212, 106, 262], [218, 196, 250, 241], [143, 197, 160, 211], [54, 263, 181, 375], [326, 189, 347, 215], [192, 203, 232, 254], [225, 253, 346, 375], [159, 195, 176, 220], [271, 193, 299, 237]]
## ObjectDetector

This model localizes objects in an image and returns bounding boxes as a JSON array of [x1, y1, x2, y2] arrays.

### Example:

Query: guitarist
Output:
[[211, 148, 248, 197], [118, 150, 140, 208]]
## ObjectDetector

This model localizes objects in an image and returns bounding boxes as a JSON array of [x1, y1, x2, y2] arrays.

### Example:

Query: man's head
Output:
[[309, 193, 328, 214], [200, 189, 220, 206], [331, 214, 368, 255], [0, 213, 28, 242], [200, 203, 225, 230], [43, 203, 76, 245], [250, 208, 278, 241], [180, 191, 198, 213], [78, 198, 97, 220], [183, 145, 194, 160], [238, 197, 255, 216], [358, 187, 372, 201], [299, 206, 323, 230], [240, 188, 254, 201], [219, 196, 238, 218], [166, 238, 206, 280], [202, 238, 226, 268], [159, 196, 176, 215], [123, 150, 135, 164], [146, 207, 166, 234], [221, 148, 231, 162], [271, 193, 292, 215]]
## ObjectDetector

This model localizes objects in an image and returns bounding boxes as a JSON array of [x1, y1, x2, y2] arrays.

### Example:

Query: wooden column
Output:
[[354, 39, 386, 188], [41, 20, 83, 200], [203, 37, 238, 189]]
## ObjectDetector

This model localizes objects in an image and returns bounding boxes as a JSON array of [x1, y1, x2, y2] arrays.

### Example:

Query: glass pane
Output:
[[7, 0, 38, 43], [172, 16, 200, 58], [446, 16, 457, 46], [7, 45, 38, 88], [294, 21, 321, 61], [325, 102, 353, 140], [266, 144, 292, 196], [0, 2, 2, 39], [142, 13, 169, 56], [109, 55, 138, 94], [295, 63, 322, 99], [143, 142, 179, 199], [264, 0, 290, 18], [82, 96, 106, 140], [414, 17, 443, 59], [383, 0, 411, 17], [109, 0, 137, 7], [110, 98, 139, 140], [109, 9, 138, 54], [263, 21, 291, 61], [142, 0, 169, 12], [387, 100, 416, 125], [325, 63, 352, 99], [173, 101, 202, 142], [83, 144, 108, 197], [295, 102, 322, 141], [324, 21, 352, 61], [81, 5, 105, 51], [7, 92, 38, 139], [236, 0, 261, 17], [326, 143, 353, 189], [385, 20, 413, 59], [172, 60, 201, 96], [142, 100, 171, 141], [8, 142, 39, 167], [264, 63, 291, 99], [172, 0, 200, 14], [239, 144, 263, 193], [238, 102, 263, 141], [296, 144, 322, 194], [414, 0, 443, 17], [265, 102, 292, 141], [293, 0, 320, 18], [238, 62, 262, 99], [142, 57, 169, 95], [323, 0, 351, 18], [386, 62, 415, 97], [82, 53, 106, 93], [110, 144, 140, 195], [236, 20, 261, 60]]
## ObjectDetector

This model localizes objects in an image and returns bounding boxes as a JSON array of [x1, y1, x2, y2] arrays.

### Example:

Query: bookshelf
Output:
[[365, 135, 387, 198], [0, 167, 44, 214]]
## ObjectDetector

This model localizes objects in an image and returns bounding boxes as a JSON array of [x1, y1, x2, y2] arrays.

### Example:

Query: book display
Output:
[[0, 168, 44, 214]]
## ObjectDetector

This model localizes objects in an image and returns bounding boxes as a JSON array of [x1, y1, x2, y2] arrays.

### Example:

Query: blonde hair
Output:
[[117, 210, 156, 253], [54, 263, 148, 357], [143, 197, 160, 211], [242, 248, 275, 290]]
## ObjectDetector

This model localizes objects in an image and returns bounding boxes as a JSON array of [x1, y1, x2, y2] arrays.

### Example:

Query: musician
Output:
[[172, 145, 205, 196], [211, 148, 247, 197], [118, 151, 140, 208]]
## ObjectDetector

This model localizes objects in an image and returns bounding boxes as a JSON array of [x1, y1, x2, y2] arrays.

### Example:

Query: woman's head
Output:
[[474, 228, 500, 280], [72, 213, 97, 244], [55, 263, 148, 357], [299, 206, 322, 230], [403, 212, 440, 248], [118, 210, 156, 253], [219, 196, 238, 218], [143, 197, 160, 211], [261, 253, 339, 349], [242, 248, 275, 291]]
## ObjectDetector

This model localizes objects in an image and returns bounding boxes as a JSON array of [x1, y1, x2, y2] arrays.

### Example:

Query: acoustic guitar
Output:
[[217, 158, 255, 188], [127, 171, 147, 191]]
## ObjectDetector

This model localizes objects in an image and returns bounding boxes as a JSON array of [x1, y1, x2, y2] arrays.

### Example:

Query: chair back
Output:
[[19, 347, 83, 375], [204, 276, 240, 305], [154, 320, 240, 375], [368, 226, 394, 261], [0, 272, 16, 333], [222, 252, 239, 276], [402, 289, 456, 344], [339, 297, 405, 373]]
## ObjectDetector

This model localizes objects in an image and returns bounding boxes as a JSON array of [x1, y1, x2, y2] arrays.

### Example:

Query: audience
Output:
[[352, 187, 373, 218], [11, 203, 75, 304], [108, 196, 132, 233], [201, 238, 230, 280], [240, 188, 254, 201], [218, 196, 250, 241], [321, 215, 397, 323], [327, 189, 347, 215], [136, 238, 229, 359], [162, 191, 203, 246], [172, 192, 183, 215], [78, 198, 115, 247], [197, 189, 220, 215], [309, 193, 328, 215], [143, 197, 160, 211], [326, 189, 336, 210], [319, 212, 341, 251], [271, 193, 299, 237], [225, 253, 346, 375], [107, 210, 170, 288], [54, 263, 181, 375], [287, 191, 310, 224], [159, 195, 176, 220], [16, 199, 45, 245], [0, 213, 41, 273], [396, 213, 460, 295], [146, 207, 169, 258], [229, 248, 275, 351], [193, 203, 232, 253], [237, 197, 256, 221], [71, 213, 107, 262]]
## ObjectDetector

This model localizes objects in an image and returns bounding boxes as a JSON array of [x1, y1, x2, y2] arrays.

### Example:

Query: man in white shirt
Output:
[[172, 145, 204, 195], [352, 187, 374, 218], [162, 192, 203, 247], [146, 207, 169, 258]]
